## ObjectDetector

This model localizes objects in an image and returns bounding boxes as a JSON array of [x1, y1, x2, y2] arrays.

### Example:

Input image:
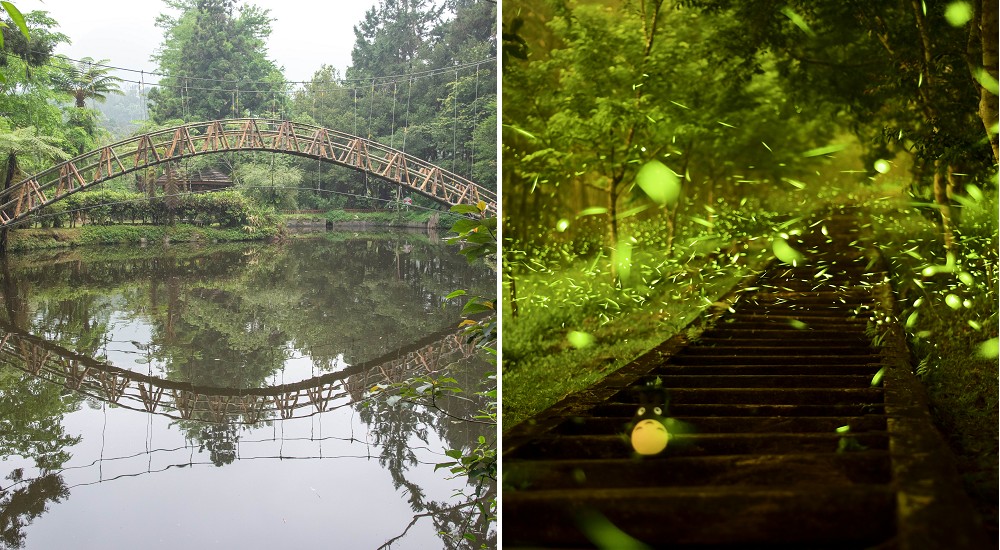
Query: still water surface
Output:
[[0, 231, 495, 549]]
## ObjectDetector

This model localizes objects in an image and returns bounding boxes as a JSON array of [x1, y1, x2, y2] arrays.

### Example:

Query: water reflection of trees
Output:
[[0, 364, 79, 549], [3, 235, 490, 371]]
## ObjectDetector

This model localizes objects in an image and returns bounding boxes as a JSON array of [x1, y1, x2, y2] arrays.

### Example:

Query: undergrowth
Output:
[[502, 206, 778, 430], [867, 189, 999, 532]]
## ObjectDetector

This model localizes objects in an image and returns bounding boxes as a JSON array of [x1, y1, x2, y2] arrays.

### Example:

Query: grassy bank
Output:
[[866, 190, 999, 531], [318, 209, 458, 228], [6, 223, 281, 251], [6, 207, 455, 251]]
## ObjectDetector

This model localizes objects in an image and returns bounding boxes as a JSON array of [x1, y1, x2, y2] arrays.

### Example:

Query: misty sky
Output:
[[17, 0, 381, 85]]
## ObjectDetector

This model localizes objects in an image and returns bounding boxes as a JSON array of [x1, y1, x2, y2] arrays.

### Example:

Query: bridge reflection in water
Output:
[[0, 321, 477, 424]]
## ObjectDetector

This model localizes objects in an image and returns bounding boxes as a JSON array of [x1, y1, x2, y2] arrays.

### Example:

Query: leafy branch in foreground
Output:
[[378, 201, 498, 547]]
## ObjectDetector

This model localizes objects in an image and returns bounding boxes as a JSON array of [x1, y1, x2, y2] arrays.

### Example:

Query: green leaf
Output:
[[462, 301, 495, 315], [450, 204, 481, 214], [801, 143, 846, 157], [871, 367, 885, 387], [978, 338, 999, 359], [450, 218, 480, 235], [1, 2, 29, 41], [772, 238, 804, 266], [444, 289, 467, 300], [578, 206, 609, 217], [635, 160, 681, 207]]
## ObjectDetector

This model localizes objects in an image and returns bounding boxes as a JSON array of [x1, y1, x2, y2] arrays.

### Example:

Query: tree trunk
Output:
[[1, 152, 20, 255], [608, 178, 621, 281], [933, 160, 955, 251], [979, 0, 999, 161], [505, 249, 518, 319]]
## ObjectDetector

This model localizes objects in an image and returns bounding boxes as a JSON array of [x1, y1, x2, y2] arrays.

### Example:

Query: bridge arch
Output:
[[0, 118, 496, 228]]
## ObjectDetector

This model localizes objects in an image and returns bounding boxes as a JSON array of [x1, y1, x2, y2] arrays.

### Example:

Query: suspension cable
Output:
[[402, 77, 412, 154], [389, 81, 397, 149], [452, 69, 459, 174], [367, 79, 375, 140], [470, 66, 480, 176]]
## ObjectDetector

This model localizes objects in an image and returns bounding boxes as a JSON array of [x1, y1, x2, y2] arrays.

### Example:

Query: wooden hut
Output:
[[155, 168, 233, 193]]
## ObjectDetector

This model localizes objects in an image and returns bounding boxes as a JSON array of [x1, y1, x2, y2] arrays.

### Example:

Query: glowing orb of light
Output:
[[630, 419, 669, 455]]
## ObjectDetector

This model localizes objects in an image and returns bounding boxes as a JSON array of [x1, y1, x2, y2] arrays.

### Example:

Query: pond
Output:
[[0, 230, 496, 549]]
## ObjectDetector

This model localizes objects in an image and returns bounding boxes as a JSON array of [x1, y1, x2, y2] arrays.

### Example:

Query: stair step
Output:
[[681, 345, 875, 355], [607, 387, 883, 405], [502, 485, 895, 547], [591, 402, 886, 417], [667, 354, 882, 366], [504, 452, 893, 490], [649, 364, 880, 375], [555, 415, 887, 435], [510, 432, 889, 460], [629, 374, 877, 388]]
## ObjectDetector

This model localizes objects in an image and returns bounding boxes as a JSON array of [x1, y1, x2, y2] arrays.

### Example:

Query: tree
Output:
[[349, 0, 445, 79], [148, 0, 287, 122], [50, 57, 123, 109]]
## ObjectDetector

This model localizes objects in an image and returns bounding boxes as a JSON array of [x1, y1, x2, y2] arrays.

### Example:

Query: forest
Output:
[[502, 0, 998, 533], [0, 0, 497, 230]]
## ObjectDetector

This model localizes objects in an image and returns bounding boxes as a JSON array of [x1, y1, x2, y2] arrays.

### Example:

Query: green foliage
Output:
[[148, 0, 287, 122], [502, 1, 843, 255], [26, 189, 272, 230], [232, 159, 302, 211]]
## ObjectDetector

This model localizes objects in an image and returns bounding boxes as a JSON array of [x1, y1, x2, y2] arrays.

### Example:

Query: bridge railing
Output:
[[0, 119, 497, 228]]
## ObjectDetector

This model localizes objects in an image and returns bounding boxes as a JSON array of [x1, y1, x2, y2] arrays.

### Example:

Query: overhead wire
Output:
[[18, 48, 493, 89]]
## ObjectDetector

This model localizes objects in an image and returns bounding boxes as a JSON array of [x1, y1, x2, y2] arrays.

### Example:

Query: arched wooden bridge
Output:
[[0, 118, 496, 228], [0, 320, 478, 424]]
